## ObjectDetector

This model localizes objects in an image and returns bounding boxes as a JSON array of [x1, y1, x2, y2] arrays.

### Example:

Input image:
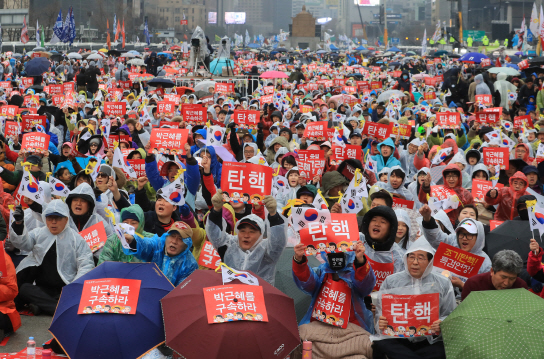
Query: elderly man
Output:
[[461, 250, 528, 300], [10, 200, 94, 315]]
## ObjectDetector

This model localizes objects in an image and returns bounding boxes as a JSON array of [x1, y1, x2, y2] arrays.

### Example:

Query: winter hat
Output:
[[121, 211, 140, 222]]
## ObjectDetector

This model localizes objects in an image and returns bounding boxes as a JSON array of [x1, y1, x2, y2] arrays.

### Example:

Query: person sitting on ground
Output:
[[0, 246, 21, 338], [10, 200, 94, 315]]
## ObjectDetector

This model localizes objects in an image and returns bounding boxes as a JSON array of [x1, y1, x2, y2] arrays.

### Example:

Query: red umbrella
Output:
[[161, 270, 300, 359], [173, 86, 194, 95], [260, 70, 289, 79]]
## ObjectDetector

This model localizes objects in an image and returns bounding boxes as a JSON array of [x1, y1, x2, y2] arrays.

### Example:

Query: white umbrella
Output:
[[120, 52, 136, 58], [128, 58, 146, 66], [487, 67, 520, 76], [377, 90, 405, 102], [194, 80, 217, 92], [86, 53, 103, 61], [67, 52, 82, 59]]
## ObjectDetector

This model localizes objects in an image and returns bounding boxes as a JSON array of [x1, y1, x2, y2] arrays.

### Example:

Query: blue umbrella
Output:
[[505, 63, 519, 70], [147, 76, 175, 88], [157, 52, 173, 59], [329, 44, 339, 51], [459, 52, 489, 64], [24, 57, 51, 76], [355, 45, 366, 51], [209, 58, 235, 75], [49, 262, 174, 359], [247, 43, 260, 49], [386, 46, 401, 52]]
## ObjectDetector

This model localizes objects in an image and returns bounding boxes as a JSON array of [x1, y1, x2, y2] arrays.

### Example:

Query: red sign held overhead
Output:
[[331, 145, 362, 163], [0, 105, 18, 119], [474, 110, 501, 125], [232, 110, 260, 129], [433, 242, 485, 279], [4, 121, 20, 137], [392, 198, 415, 210], [436, 112, 460, 129], [475, 94, 492, 106], [21, 133, 50, 152], [79, 222, 108, 253], [63, 82, 75, 94], [215, 82, 235, 94], [163, 93, 181, 105], [220, 162, 273, 205], [198, 241, 222, 269], [300, 213, 359, 255], [20, 77, 34, 89], [471, 179, 504, 202], [127, 159, 146, 178], [259, 94, 273, 106], [78, 278, 141, 314], [370, 81, 382, 89], [149, 128, 190, 154], [21, 115, 46, 132], [513, 115, 533, 129], [157, 101, 176, 115], [181, 105, 206, 125], [303, 121, 334, 141], [297, 150, 326, 180], [483, 147, 509, 169], [363, 122, 392, 140], [104, 102, 127, 117]]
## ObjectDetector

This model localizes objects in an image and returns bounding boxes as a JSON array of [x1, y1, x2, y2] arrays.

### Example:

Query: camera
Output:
[[191, 38, 200, 47]]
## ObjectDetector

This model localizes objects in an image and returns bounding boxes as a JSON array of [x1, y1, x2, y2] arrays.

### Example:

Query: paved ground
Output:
[[1, 315, 53, 354]]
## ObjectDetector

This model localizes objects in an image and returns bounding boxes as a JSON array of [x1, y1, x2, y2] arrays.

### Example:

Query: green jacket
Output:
[[467, 38, 473, 46], [426, 131, 467, 149], [0, 167, 46, 187], [482, 37, 489, 46], [98, 204, 155, 265], [537, 90, 544, 111]]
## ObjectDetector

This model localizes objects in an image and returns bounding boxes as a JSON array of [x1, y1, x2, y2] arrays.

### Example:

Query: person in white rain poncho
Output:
[[407, 168, 435, 210], [372, 237, 456, 359], [494, 72, 517, 111], [419, 205, 491, 293], [394, 209, 413, 256], [376, 166, 414, 201], [205, 189, 287, 285], [10, 200, 94, 315]]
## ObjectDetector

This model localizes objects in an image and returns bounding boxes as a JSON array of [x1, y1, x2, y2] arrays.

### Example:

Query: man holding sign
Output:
[[373, 237, 456, 359]]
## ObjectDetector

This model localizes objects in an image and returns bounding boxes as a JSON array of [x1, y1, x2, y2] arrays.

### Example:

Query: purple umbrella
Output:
[[459, 52, 489, 64]]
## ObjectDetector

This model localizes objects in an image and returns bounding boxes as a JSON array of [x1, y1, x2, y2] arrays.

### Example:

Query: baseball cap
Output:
[[45, 211, 67, 218], [168, 221, 192, 239], [455, 220, 478, 234], [237, 218, 262, 233]]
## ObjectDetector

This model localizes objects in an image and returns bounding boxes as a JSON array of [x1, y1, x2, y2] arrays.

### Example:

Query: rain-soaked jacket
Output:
[[292, 251, 376, 331], [122, 231, 198, 286], [205, 212, 287, 285], [418, 163, 474, 224], [9, 200, 94, 284], [65, 183, 114, 238], [407, 168, 436, 209], [360, 206, 405, 274], [420, 217, 491, 275], [484, 171, 529, 221], [371, 138, 402, 173], [376, 166, 414, 201], [375, 237, 456, 344], [394, 209, 413, 256], [98, 204, 154, 264]]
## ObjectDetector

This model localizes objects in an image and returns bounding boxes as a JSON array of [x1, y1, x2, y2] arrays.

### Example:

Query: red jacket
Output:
[[485, 171, 529, 221], [0, 248, 21, 333], [527, 247, 544, 299]]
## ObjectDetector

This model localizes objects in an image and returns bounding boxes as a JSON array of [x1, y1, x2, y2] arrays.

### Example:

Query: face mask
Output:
[[327, 252, 346, 271], [402, 75, 408, 80]]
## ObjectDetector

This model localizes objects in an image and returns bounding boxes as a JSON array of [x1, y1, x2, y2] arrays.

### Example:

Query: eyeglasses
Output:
[[97, 172, 109, 178], [458, 233, 476, 240], [445, 174, 459, 179], [407, 255, 429, 263]]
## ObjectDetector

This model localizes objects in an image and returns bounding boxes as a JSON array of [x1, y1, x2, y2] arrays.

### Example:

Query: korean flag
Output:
[[49, 176, 71, 197], [206, 125, 226, 146]]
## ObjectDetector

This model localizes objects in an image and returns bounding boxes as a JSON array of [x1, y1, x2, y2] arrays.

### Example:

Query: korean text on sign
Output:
[[79, 222, 108, 253], [233, 110, 259, 129], [21, 133, 50, 152], [483, 147, 509, 170], [157, 101, 176, 115], [104, 102, 127, 117], [471, 179, 504, 202], [303, 121, 332, 141], [297, 150, 326, 180], [300, 213, 359, 255], [127, 159, 146, 178], [436, 112, 460, 129], [78, 278, 141, 314], [220, 162, 273, 205], [331, 145, 361, 163], [363, 122, 392, 140], [21, 115, 46, 132], [149, 128, 189, 154], [433, 242, 485, 279], [182, 106, 206, 125], [203, 284, 268, 323], [215, 83, 235, 94], [381, 293, 440, 337], [474, 110, 501, 125], [312, 275, 351, 329], [198, 241, 222, 269]]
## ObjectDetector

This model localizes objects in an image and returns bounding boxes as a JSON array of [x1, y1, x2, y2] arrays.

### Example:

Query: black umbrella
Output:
[[108, 49, 122, 57], [530, 56, 544, 66], [29, 85, 44, 93], [274, 247, 322, 322], [508, 55, 522, 64], [485, 220, 538, 264], [346, 73, 364, 79], [275, 47, 288, 52], [50, 53, 64, 62], [24, 57, 51, 76], [147, 77, 175, 88]]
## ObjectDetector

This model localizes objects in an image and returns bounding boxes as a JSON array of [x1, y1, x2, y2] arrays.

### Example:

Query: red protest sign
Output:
[[490, 220, 504, 231], [300, 213, 359, 255], [424, 77, 437, 87], [232, 110, 259, 129], [475, 109, 501, 125], [198, 241, 222, 269], [433, 242, 485, 279], [480, 58, 491, 67], [127, 159, 146, 178], [203, 284, 268, 323], [49, 84, 63, 95], [21, 115, 46, 132], [163, 93, 181, 105], [424, 92, 436, 100], [513, 115, 533, 129], [371, 66, 381, 72], [430, 185, 456, 201], [4, 121, 20, 137], [220, 162, 273, 204], [215, 83, 235, 94], [367, 256, 394, 291], [118, 80, 132, 90], [300, 105, 313, 114], [107, 88, 123, 100], [297, 150, 326, 180], [331, 145, 362, 163], [79, 222, 108, 253], [381, 293, 440, 337], [0, 81, 11, 90], [333, 79, 346, 87], [0, 105, 18, 119], [63, 82, 75, 94], [106, 134, 131, 150], [471, 179, 504, 202], [303, 121, 334, 141], [157, 101, 176, 115], [263, 85, 274, 95], [392, 198, 415, 210], [370, 81, 382, 89], [259, 94, 273, 106], [343, 86, 356, 94], [356, 81, 370, 92], [78, 278, 141, 314], [20, 77, 34, 88], [483, 147, 509, 169], [149, 128, 189, 154], [391, 123, 412, 138], [363, 122, 392, 140], [182, 105, 206, 125], [475, 94, 492, 106], [311, 274, 351, 328], [51, 95, 65, 107], [21, 133, 50, 152], [436, 112, 460, 129], [104, 102, 127, 117]]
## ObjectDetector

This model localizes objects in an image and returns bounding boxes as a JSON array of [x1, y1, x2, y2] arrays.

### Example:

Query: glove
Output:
[[262, 195, 277, 215], [179, 203, 191, 217], [13, 205, 24, 223], [211, 189, 224, 210]]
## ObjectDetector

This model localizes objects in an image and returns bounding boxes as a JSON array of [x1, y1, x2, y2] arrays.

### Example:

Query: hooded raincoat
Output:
[[205, 213, 287, 285], [394, 209, 413, 256], [65, 183, 114, 238], [484, 171, 529, 221], [376, 166, 414, 201], [9, 200, 95, 284], [276, 167, 302, 211], [371, 138, 402, 173], [407, 168, 436, 210]]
